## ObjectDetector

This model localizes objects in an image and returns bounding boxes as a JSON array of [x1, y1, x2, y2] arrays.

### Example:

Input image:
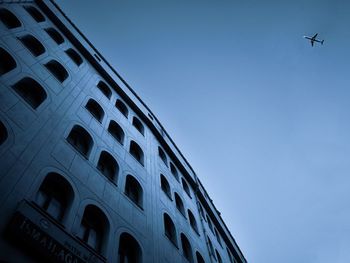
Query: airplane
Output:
[[303, 33, 324, 47]]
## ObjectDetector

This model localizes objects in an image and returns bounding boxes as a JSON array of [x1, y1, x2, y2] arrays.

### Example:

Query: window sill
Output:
[[124, 193, 144, 211]]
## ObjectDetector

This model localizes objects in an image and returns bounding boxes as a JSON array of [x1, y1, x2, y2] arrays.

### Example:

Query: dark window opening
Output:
[[44, 60, 68, 83], [125, 175, 143, 209], [198, 203, 205, 220], [85, 99, 104, 123], [115, 99, 128, 118], [19, 34, 45, 57], [45, 27, 64, 45], [129, 141, 144, 166], [175, 193, 186, 217], [160, 174, 172, 200], [24, 6, 45, 22], [67, 125, 93, 158], [0, 121, 8, 146], [132, 117, 144, 136], [77, 205, 109, 254], [206, 215, 214, 233], [158, 146, 168, 166], [108, 120, 124, 145], [216, 250, 223, 263], [163, 213, 177, 246], [170, 162, 179, 181], [97, 81, 111, 99], [182, 178, 192, 198], [118, 232, 142, 263], [188, 210, 199, 234], [207, 237, 215, 259], [214, 228, 222, 246], [65, 48, 83, 66], [0, 47, 16, 76], [97, 151, 119, 183], [181, 233, 193, 263], [0, 8, 21, 29], [12, 77, 47, 109], [196, 251, 205, 263], [35, 173, 74, 222]]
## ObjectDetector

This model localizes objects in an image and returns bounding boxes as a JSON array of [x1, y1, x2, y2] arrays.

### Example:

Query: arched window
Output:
[[198, 203, 205, 219], [182, 178, 191, 198], [226, 247, 236, 263], [12, 77, 47, 109], [0, 8, 21, 29], [207, 237, 215, 259], [163, 213, 177, 246], [125, 175, 143, 209], [174, 193, 186, 217], [196, 251, 205, 263], [45, 27, 64, 45], [118, 232, 142, 263], [132, 117, 144, 136], [206, 215, 214, 232], [24, 6, 45, 22], [181, 233, 193, 263], [85, 99, 104, 123], [115, 99, 128, 118], [35, 173, 74, 222], [0, 47, 16, 76], [19, 34, 45, 57], [170, 162, 179, 181], [214, 228, 222, 246], [97, 81, 111, 99], [158, 146, 168, 166], [216, 250, 223, 263], [129, 141, 144, 166], [0, 121, 8, 146], [108, 120, 124, 145], [44, 60, 68, 83], [160, 174, 171, 199], [188, 210, 199, 234], [97, 151, 119, 183], [67, 125, 93, 158], [65, 48, 83, 66], [77, 205, 109, 253]]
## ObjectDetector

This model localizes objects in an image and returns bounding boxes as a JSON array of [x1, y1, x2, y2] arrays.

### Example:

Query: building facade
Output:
[[0, 1, 247, 262]]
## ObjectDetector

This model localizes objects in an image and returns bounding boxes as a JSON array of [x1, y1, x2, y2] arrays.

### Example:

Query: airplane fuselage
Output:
[[303, 34, 324, 46], [303, 36, 323, 43]]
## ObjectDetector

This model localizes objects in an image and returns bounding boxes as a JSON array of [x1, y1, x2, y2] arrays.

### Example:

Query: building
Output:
[[0, 1, 247, 262]]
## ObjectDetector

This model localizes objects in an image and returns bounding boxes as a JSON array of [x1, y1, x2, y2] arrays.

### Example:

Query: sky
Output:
[[55, 0, 350, 262]]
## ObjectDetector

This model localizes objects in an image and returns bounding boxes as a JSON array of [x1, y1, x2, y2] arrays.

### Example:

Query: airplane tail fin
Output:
[[321, 40, 324, 45]]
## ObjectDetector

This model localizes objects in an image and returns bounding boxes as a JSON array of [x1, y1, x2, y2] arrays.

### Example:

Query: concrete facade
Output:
[[0, 1, 247, 263]]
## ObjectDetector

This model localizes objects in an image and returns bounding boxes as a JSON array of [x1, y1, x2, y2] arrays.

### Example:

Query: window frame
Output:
[[107, 120, 125, 145], [124, 175, 144, 210], [163, 213, 178, 247], [66, 125, 94, 159], [0, 47, 17, 76], [12, 77, 47, 110], [0, 8, 22, 29], [85, 98, 105, 123], [160, 174, 172, 200], [97, 151, 119, 184], [129, 140, 144, 166]]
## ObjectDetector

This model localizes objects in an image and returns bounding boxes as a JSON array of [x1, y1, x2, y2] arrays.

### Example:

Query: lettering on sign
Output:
[[10, 213, 86, 263]]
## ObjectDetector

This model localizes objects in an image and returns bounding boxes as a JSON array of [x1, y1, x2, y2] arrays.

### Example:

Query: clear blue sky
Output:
[[56, 0, 350, 262]]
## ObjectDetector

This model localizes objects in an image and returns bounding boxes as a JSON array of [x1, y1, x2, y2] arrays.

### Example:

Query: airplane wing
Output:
[[312, 33, 318, 39], [311, 40, 314, 46]]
